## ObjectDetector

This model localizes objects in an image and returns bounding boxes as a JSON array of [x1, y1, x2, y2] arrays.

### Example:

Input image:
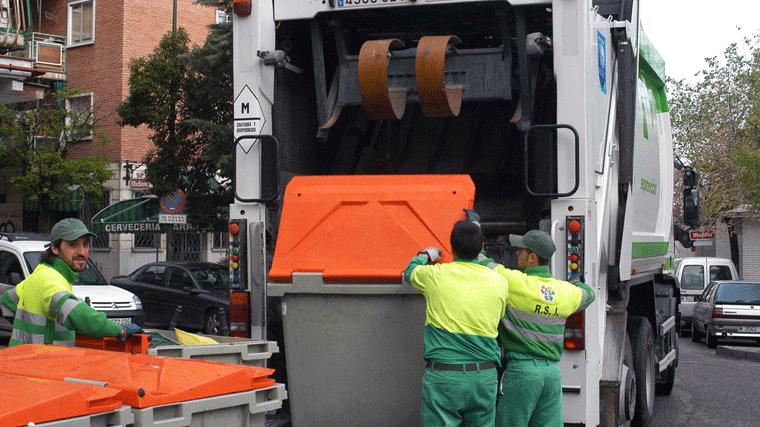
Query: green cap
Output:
[[50, 218, 97, 242], [509, 230, 556, 259]]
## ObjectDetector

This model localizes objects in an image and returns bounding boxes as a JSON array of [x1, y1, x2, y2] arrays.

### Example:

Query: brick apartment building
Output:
[[0, 0, 225, 280]]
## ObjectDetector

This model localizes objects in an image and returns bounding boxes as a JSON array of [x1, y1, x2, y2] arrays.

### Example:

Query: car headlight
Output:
[[133, 295, 143, 310]]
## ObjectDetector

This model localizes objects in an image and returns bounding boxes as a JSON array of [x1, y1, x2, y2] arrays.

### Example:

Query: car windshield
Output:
[[715, 283, 760, 304], [681, 265, 705, 290], [190, 265, 229, 290], [23, 251, 108, 286]]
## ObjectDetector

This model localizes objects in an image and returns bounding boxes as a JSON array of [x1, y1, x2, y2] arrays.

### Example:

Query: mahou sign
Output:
[[689, 230, 715, 240]]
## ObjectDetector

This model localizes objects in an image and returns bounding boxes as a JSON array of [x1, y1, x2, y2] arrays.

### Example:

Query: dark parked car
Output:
[[692, 281, 760, 348], [111, 262, 230, 335]]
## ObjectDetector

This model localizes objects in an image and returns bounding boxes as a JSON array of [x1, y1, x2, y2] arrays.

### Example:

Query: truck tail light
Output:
[[233, 0, 251, 15], [566, 216, 584, 280], [229, 292, 250, 338], [565, 311, 585, 350]]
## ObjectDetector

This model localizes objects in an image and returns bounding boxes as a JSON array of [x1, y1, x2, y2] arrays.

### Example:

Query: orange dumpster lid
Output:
[[76, 333, 151, 354], [0, 373, 122, 427], [0, 345, 275, 409], [268, 175, 476, 282]]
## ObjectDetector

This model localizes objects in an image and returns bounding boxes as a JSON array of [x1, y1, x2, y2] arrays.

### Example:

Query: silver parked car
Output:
[[691, 281, 760, 348]]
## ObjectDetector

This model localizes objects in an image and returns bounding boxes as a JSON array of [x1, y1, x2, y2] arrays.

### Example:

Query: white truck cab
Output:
[[675, 257, 738, 335]]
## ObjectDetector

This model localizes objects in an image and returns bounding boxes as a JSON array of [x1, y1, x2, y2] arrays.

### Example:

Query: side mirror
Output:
[[683, 188, 700, 228]]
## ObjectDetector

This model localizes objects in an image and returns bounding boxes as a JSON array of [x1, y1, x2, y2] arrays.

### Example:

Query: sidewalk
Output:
[[716, 345, 760, 361]]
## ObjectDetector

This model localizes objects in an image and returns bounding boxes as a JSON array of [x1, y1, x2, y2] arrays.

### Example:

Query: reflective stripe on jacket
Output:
[[493, 265, 595, 361], [9, 261, 79, 346]]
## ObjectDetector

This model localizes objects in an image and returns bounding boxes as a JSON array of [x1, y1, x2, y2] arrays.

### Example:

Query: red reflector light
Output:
[[233, 0, 251, 15], [229, 223, 240, 235], [568, 220, 581, 233], [564, 311, 585, 350], [229, 292, 250, 338]]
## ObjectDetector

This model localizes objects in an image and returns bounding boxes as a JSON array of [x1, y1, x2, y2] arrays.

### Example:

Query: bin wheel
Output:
[[204, 309, 221, 335]]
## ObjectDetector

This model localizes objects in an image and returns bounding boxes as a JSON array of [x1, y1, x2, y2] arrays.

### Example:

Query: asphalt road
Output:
[[653, 335, 760, 427]]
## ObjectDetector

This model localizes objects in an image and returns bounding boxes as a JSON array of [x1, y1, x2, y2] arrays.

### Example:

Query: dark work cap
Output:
[[509, 230, 556, 259], [50, 218, 97, 242]]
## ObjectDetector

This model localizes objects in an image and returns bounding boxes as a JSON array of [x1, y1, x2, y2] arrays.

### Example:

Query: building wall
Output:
[[37, 0, 216, 163], [739, 218, 760, 282]]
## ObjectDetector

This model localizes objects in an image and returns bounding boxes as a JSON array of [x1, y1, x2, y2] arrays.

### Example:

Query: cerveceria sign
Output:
[[103, 222, 162, 233]]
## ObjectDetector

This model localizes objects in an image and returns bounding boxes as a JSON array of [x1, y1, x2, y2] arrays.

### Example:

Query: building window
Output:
[[135, 231, 159, 249], [212, 232, 225, 250], [68, 0, 95, 47], [66, 93, 93, 140], [216, 10, 230, 24]]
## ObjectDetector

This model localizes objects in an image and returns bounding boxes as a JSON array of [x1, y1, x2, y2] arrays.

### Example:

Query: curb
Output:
[[716, 346, 760, 361]]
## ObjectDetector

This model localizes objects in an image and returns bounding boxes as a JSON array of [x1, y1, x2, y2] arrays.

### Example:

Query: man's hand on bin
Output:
[[119, 323, 144, 341], [569, 273, 583, 284], [418, 247, 442, 264]]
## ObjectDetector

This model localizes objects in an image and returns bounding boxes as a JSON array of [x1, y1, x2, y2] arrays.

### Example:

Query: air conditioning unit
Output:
[[36, 41, 63, 67]]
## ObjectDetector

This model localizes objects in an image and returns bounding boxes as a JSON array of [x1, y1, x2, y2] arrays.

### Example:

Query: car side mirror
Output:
[[9, 272, 22, 286]]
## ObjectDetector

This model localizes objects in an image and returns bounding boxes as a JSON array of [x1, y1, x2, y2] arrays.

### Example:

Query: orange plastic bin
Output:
[[0, 344, 275, 409], [0, 372, 127, 427]]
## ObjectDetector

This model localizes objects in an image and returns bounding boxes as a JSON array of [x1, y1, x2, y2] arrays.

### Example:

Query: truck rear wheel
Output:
[[655, 336, 677, 396], [628, 316, 655, 427]]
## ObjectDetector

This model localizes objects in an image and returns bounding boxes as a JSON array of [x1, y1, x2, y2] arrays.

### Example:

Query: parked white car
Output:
[[0, 233, 144, 332], [675, 257, 738, 336]]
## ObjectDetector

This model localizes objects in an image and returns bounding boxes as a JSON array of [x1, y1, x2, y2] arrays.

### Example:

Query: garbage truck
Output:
[[228, 0, 682, 425]]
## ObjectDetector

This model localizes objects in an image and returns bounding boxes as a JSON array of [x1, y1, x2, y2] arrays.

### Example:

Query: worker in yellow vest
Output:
[[1, 218, 143, 346], [480, 229, 595, 427]]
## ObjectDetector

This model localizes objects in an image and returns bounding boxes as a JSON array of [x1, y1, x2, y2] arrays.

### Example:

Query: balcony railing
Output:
[[28, 32, 66, 75]]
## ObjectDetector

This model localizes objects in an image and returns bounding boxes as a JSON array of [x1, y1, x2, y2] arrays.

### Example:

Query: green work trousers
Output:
[[421, 366, 499, 427], [495, 357, 563, 427]]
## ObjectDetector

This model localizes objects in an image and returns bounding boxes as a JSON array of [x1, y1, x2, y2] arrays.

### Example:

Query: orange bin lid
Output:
[[268, 175, 476, 283], [0, 372, 122, 427], [0, 344, 275, 409], [76, 333, 151, 354]]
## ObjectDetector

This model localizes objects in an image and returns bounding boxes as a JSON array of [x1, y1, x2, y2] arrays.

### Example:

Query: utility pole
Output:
[[173, 0, 178, 34]]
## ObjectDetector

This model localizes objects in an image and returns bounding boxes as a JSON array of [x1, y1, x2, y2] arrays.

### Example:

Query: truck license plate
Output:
[[112, 318, 131, 326], [682, 296, 695, 302], [738, 326, 760, 332]]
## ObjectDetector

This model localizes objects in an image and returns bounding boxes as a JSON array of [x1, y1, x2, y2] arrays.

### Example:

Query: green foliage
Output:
[[668, 34, 760, 224], [118, 18, 233, 230], [0, 88, 114, 230]]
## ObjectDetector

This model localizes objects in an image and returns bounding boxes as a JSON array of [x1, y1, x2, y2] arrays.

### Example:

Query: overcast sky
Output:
[[639, 0, 760, 82]]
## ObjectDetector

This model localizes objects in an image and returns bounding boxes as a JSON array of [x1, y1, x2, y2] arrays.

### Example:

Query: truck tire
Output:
[[655, 336, 677, 396], [628, 316, 655, 427]]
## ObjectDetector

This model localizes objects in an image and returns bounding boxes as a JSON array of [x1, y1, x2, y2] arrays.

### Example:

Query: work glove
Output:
[[569, 273, 583, 284], [464, 209, 481, 224], [417, 247, 442, 264], [119, 323, 144, 341]]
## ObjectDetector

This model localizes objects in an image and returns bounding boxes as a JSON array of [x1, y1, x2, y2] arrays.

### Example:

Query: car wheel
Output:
[[628, 316, 655, 427], [691, 321, 702, 342], [706, 328, 718, 349], [204, 309, 221, 335]]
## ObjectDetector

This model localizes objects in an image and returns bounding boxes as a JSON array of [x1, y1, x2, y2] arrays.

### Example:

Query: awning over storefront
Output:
[[90, 197, 163, 234], [23, 187, 83, 212]]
